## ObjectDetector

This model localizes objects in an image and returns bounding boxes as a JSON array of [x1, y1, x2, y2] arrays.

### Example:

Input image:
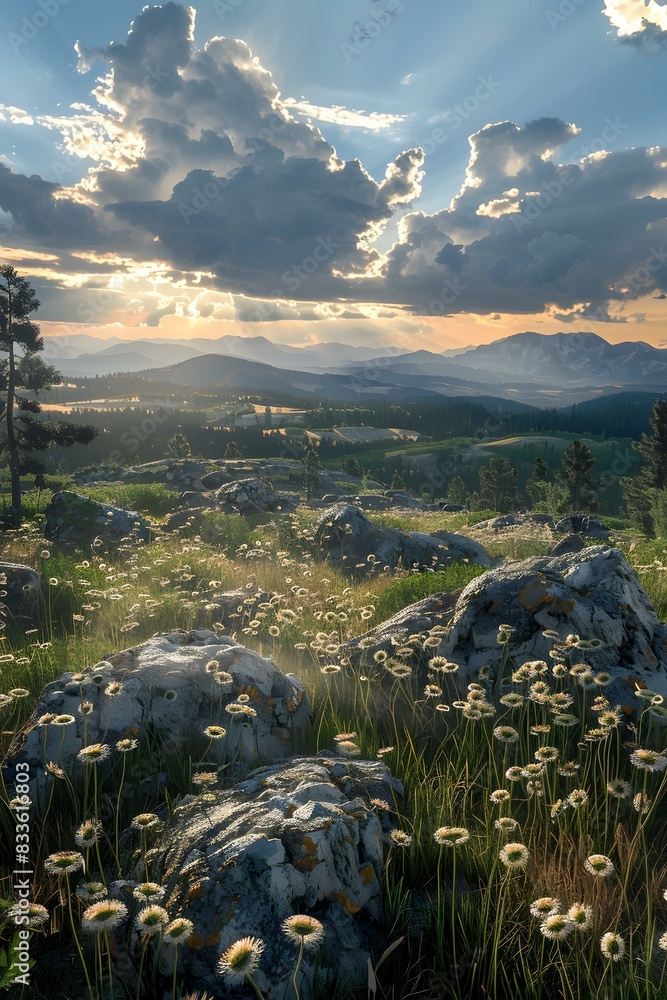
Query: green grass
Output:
[[368, 564, 485, 624], [0, 511, 666, 1000], [77, 483, 178, 518]]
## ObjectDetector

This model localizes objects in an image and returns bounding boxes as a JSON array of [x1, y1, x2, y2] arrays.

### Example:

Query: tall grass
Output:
[[0, 519, 665, 998]]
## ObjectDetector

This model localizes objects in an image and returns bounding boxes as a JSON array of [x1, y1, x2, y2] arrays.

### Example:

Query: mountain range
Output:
[[44, 331, 667, 406]]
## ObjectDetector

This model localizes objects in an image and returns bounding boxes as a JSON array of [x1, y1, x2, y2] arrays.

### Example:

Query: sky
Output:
[[0, 0, 666, 354]]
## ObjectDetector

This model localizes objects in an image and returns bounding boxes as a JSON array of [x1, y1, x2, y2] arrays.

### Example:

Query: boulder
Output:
[[180, 491, 216, 510], [439, 502, 468, 512], [440, 546, 667, 698], [549, 533, 585, 556], [215, 478, 292, 515], [555, 514, 610, 537], [473, 513, 555, 533], [200, 469, 230, 490], [9, 630, 311, 794], [343, 591, 460, 668], [151, 754, 402, 999], [0, 562, 40, 624], [314, 504, 490, 576], [44, 491, 152, 548], [164, 460, 211, 492]]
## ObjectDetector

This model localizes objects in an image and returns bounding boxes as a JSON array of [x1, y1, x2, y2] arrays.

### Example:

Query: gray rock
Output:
[[439, 502, 468, 512], [200, 469, 230, 490], [343, 591, 460, 668], [164, 460, 212, 492], [555, 514, 610, 537], [441, 546, 667, 699], [44, 491, 152, 548], [473, 513, 555, 532], [9, 630, 311, 795], [215, 478, 293, 515], [151, 755, 403, 999], [314, 504, 490, 577], [549, 533, 585, 556], [201, 588, 274, 622], [0, 562, 40, 624], [180, 491, 216, 510]]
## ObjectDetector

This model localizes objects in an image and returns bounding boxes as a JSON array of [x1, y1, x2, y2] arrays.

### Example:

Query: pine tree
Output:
[[0, 266, 97, 526], [526, 457, 549, 508], [622, 400, 667, 535], [300, 441, 322, 501], [167, 432, 191, 459], [561, 440, 597, 512], [447, 475, 468, 505], [224, 440, 241, 459], [479, 457, 519, 513], [637, 400, 667, 490]]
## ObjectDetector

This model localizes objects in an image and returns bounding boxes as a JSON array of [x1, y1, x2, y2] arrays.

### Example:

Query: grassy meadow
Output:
[[0, 499, 666, 999]]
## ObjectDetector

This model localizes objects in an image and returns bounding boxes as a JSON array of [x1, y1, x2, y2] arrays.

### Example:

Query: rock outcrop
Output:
[[441, 546, 667, 697], [44, 491, 152, 548], [10, 630, 311, 793], [314, 504, 490, 576], [0, 562, 41, 624], [215, 478, 293, 515], [555, 514, 610, 538], [152, 755, 402, 999]]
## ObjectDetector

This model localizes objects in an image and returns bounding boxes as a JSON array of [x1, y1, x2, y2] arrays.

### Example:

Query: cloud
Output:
[[282, 99, 405, 131], [603, 0, 667, 52], [0, 104, 34, 126], [0, 5, 665, 328]]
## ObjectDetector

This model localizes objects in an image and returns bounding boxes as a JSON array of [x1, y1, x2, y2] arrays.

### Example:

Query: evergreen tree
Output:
[[167, 432, 191, 458], [341, 455, 364, 479], [447, 475, 468, 505], [526, 457, 549, 508], [224, 440, 241, 459], [300, 441, 322, 501], [637, 400, 667, 489], [622, 400, 667, 535], [0, 266, 97, 525], [561, 440, 597, 512], [479, 457, 519, 513]]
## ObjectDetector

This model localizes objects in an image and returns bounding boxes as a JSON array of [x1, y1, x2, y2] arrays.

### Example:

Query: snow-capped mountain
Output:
[[446, 332, 667, 385]]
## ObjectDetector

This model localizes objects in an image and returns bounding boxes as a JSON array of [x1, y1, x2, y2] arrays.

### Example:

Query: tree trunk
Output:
[[4, 296, 21, 527]]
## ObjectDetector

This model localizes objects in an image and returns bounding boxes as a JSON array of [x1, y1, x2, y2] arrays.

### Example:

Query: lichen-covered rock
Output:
[[215, 478, 292, 515], [0, 562, 40, 624], [44, 491, 152, 548], [342, 591, 461, 670], [10, 630, 311, 794], [473, 513, 555, 533], [151, 755, 403, 998], [555, 514, 610, 537], [441, 546, 667, 698], [315, 504, 490, 576]]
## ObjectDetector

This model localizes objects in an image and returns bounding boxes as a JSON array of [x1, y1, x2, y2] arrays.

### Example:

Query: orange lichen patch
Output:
[[295, 855, 319, 872], [285, 804, 296, 818], [359, 863, 376, 886], [633, 677, 647, 689], [622, 705, 634, 716], [187, 925, 222, 949], [302, 836, 318, 854], [187, 882, 206, 900], [276, 729, 290, 741], [286, 699, 295, 713], [518, 580, 550, 610], [121, 726, 140, 738], [335, 891, 361, 914]]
